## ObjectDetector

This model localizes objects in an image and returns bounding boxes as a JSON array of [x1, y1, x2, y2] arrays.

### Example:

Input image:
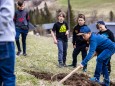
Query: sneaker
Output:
[[68, 64, 76, 68], [58, 64, 63, 68], [83, 68, 87, 72], [23, 53, 27, 56], [63, 64, 67, 67], [90, 77, 99, 82], [16, 51, 22, 56], [68, 64, 73, 67]]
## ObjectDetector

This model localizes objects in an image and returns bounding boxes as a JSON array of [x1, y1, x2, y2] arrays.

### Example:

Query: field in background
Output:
[[57, 0, 115, 16], [16, 34, 115, 86]]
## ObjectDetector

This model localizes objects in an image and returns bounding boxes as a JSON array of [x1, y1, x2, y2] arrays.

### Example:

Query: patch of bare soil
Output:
[[51, 73, 100, 86], [24, 70, 53, 81], [24, 70, 115, 86]]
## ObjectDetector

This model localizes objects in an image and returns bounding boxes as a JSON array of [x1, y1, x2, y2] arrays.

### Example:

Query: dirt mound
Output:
[[110, 81, 115, 86], [51, 73, 100, 86], [24, 70, 115, 86]]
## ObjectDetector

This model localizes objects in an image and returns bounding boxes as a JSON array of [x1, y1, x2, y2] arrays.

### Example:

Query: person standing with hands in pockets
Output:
[[0, 0, 16, 86], [51, 11, 69, 68], [14, 1, 29, 56]]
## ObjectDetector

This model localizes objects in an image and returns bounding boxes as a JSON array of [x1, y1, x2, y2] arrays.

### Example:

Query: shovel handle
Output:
[[58, 66, 81, 85]]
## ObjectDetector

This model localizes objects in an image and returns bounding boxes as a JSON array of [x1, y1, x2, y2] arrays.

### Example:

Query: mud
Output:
[[24, 70, 53, 81], [24, 70, 115, 86], [51, 73, 100, 86]]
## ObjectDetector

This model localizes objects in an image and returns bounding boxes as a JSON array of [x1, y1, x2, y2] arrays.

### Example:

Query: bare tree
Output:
[[109, 11, 114, 22], [90, 10, 98, 23]]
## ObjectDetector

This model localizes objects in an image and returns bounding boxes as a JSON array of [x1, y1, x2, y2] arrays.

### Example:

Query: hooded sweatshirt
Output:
[[0, 0, 15, 41], [72, 24, 88, 47]]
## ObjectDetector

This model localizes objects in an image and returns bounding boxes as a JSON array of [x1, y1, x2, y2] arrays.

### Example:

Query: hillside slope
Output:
[[56, 0, 115, 16], [16, 34, 115, 85]]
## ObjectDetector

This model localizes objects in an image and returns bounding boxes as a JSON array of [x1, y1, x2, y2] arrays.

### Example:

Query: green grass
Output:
[[16, 33, 115, 86], [57, 0, 115, 15], [58, 0, 115, 8]]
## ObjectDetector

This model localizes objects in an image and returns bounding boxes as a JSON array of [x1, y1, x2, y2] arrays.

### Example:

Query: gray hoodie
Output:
[[0, 0, 15, 41]]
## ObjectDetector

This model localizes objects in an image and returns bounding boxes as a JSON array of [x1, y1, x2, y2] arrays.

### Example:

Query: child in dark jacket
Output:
[[78, 26, 115, 86], [14, 1, 29, 56], [51, 11, 69, 67], [69, 14, 89, 72], [96, 21, 115, 75]]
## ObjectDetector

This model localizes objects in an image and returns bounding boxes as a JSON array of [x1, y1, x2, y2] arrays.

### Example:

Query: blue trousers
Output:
[[57, 39, 68, 65], [94, 48, 115, 85], [15, 27, 28, 54], [0, 42, 16, 86]]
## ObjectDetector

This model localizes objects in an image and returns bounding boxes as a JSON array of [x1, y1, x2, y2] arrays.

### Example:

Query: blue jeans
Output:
[[96, 50, 111, 75], [94, 48, 115, 86], [57, 39, 68, 65], [0, 42, 16, 86], [15, 27, 28, 54]]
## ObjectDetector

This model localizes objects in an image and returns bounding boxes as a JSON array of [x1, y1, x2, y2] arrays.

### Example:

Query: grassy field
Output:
[[56, 0, 115, 16], [16, 33, 115, 86]]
